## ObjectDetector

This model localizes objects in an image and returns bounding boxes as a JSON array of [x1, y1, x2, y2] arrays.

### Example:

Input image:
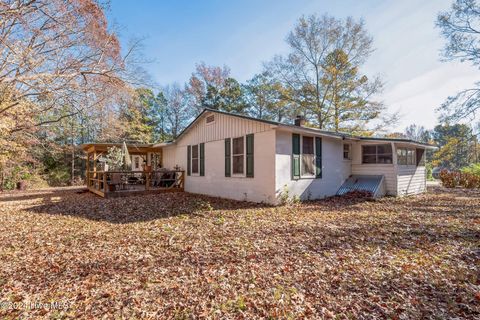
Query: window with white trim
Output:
[[362, 144, 393, 164], [301, 136, 315, 176], [232, 136, 244, 175], [191, 144, 199, 174], [343, 143, 351, 160]]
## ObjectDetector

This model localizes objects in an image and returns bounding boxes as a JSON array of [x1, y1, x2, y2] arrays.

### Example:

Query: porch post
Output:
[[93, 151, 97, 179], [391, 142, 397, 166], [103, 172, 107, 194], [86, 152, 90, 187]]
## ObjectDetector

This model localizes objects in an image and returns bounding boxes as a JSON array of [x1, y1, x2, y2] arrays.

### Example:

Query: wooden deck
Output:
[[87, 170, 185, 198]]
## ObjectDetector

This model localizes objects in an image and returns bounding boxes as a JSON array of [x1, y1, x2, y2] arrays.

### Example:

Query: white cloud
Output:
[[382, 62, 478, 131]]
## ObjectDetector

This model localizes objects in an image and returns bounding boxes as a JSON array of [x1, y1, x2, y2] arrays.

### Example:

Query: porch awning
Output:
[[80, 143, 162, 154]]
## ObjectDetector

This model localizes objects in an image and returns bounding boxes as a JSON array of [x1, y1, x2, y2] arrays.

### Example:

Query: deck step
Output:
[[337, 175, 385, 198]]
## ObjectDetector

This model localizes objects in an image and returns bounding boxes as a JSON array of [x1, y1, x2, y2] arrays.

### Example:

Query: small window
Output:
[[302, 136, 315, 176], [343, 143, 351, 160], [232, 137, 244, 174], [192, 145, 199, 174], [135, 157, 139, 169], [362, 144, 392, 164], [206, 115, 215, 124], [397, 148, 416, 165]]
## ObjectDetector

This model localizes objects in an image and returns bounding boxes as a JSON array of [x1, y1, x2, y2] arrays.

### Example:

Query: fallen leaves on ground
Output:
[[0, 186, 479, 319]]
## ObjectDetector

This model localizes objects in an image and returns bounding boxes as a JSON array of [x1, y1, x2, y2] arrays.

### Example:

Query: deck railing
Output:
[[87, 170, 185, 197]]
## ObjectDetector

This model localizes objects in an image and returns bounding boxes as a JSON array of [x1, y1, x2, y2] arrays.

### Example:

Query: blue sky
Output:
[[108, 0, 478, 132]]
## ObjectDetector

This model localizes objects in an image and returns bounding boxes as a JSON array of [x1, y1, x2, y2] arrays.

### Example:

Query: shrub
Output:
[[426, 163, 434, 181], [439, 169, 458, 188], [1, 165, 38, 190], [440, 169, 480, 189], [47, 166, 71, 186], [278, 184, 290, 205], [461, 163, 480, 176], [461, 174, 480, 188]]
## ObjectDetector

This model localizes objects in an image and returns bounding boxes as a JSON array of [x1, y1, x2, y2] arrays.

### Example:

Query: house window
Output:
[[301, 136, 315, 176], [397, 148, 416, 165], [232, 136, 244, 174], [343, 143, 351, 160], [206, 115, 215, 124], [191, 145, 199, 174], [362, 144, 392, 164]]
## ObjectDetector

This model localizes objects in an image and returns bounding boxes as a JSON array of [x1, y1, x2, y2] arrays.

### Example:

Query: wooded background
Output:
[[0, 0, 478, 190]]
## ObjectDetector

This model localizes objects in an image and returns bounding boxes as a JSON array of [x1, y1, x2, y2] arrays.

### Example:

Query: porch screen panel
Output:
[[416, 148, 425, 166]]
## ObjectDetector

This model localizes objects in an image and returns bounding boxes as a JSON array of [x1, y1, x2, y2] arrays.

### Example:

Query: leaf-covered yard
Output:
[[0, 187, 479, 319]]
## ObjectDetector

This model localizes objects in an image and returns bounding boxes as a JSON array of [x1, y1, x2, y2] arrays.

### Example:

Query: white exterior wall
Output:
[[394, 143, 427, 196], [160, 110, 430, 204], [351, 141, 398, 195], [178, 111, 272, 146], [396, 165, 426, 195], [130, 155, 144, 172], [161, 112, 277, 204], [274, 129, 351, 202], [162, 145, 177, 169]]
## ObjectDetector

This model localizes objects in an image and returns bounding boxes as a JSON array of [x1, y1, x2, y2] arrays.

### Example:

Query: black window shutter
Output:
[[225, 138, 231, 177], [246, 134, 254, 178], [315, 137, 322, 178], [200, 143, 205, 176], [187, 145, 191, 176], [292, 133, 300, 180]]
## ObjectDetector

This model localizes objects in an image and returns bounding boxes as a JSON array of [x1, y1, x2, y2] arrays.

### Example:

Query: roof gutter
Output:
[[276, 124, 346, 140], [359, 138, 438, 149]]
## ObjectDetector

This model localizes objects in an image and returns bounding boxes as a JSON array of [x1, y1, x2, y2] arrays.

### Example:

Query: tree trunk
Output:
[[80, 116, 85, 180], [71, 119, 75, 186], [314, 65, 323, 129]]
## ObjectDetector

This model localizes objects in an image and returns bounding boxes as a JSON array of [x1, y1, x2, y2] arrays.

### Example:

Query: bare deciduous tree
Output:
[[0, 0, 144, 188], [264, 14, 390, 132], [437, 0, 480, 123], [0, 0, 137, 134], [185, 62, 230, 114], [163, 84, 191, 138]]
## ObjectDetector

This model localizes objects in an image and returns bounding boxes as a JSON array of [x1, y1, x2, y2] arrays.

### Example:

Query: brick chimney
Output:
[[294, 115, 306, 127]]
